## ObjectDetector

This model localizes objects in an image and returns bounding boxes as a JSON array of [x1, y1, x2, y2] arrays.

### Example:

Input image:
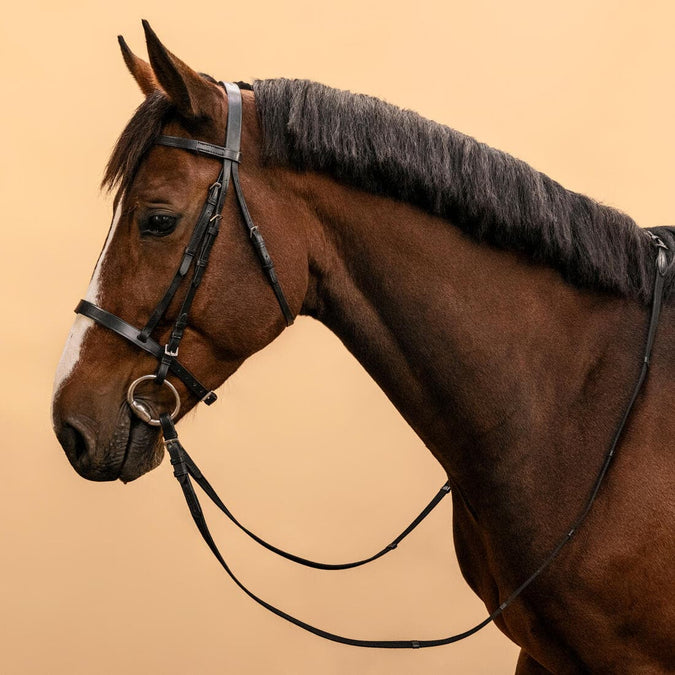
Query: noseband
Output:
[[74, 81, 672, 649], [76, 82, 294, 422]]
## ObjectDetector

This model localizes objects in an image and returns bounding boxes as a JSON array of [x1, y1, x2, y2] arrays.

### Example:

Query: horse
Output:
[[51, 21, 675, 673]]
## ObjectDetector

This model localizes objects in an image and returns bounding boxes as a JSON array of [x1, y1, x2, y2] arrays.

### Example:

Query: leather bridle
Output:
[[74, 81, 671, 649], [77, 82, 293, 425]]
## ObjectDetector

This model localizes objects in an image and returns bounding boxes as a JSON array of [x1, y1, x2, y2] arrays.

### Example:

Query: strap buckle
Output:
[[164, 344, 179, 357], [648, 232, 668, 249], [648, 232, 670, 275], [167, 449, 189, 478]]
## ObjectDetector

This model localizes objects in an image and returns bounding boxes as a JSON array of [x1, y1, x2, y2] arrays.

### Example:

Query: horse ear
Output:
[[142, 19, 222, 119], [118, 36, 158, 96]]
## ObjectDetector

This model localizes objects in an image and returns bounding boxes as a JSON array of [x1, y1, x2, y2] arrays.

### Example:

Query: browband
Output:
[[156, 136, 241, 163]]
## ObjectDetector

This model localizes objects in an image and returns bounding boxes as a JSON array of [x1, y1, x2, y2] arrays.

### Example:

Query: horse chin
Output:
[[117, 413, 164, 483]]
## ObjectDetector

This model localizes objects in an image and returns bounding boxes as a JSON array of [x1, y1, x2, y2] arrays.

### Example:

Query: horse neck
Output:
[[297, 173, 647, 530]]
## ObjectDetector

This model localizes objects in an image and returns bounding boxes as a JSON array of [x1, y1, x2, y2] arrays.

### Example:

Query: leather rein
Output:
[[76, 81, 671, 649]]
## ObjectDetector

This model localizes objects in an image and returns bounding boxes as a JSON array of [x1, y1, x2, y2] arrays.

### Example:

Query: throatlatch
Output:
[[75, 80, 671, 649]]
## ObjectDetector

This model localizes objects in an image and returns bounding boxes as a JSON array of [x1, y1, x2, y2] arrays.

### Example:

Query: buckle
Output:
[[647, 232, 668, 249], [164, 344, 179, 357]]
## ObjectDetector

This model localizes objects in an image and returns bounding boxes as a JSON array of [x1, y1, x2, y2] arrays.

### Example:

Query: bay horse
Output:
[[52, 22, 674, 673]]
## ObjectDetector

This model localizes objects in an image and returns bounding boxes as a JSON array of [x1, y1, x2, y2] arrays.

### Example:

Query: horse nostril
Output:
[[58, 421, 92, 464], [56, 417, 122, 482]]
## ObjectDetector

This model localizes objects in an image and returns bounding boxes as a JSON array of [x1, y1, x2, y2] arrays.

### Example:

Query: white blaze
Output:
[[53, 203, 123, 397]]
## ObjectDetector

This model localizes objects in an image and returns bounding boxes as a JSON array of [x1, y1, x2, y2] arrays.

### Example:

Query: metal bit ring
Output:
[[127, 374, 181, 426]]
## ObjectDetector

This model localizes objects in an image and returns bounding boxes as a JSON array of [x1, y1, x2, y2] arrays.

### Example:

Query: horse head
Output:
[[52, 22, 307, 482]]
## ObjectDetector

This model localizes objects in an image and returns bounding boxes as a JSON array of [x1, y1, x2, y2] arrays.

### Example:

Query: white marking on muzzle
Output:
[[53, 203, 123, 398]]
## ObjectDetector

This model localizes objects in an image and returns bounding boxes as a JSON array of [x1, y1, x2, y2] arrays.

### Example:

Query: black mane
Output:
[[102, 79, 674, 302], [102, 83, 253, 195], [253, 78, 674, 303]]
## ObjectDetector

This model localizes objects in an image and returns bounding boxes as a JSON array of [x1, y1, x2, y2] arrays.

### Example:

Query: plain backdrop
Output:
[[2, 1, 674, 673]]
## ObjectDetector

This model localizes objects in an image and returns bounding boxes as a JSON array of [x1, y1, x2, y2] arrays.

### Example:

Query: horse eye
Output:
[[141, 213, 179, 236]]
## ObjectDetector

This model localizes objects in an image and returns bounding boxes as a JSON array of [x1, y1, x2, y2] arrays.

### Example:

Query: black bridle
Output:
[[75, 81, 671, 649], [77, 82, 293, 423]]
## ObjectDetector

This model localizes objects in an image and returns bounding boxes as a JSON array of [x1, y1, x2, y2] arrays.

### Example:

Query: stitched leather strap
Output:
[[176, 440, 451, 570], [161, 413, 497, 646], [232, 162, 295, 325], [138, 176, 225, 344], [223, 81, 243, 152], [75, 300, 217, 405], [156, 135, 241, 162], [160, 413, 491, 649]]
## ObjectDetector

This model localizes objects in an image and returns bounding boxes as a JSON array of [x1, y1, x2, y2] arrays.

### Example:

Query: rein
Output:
[[76, 81, 671, 648]]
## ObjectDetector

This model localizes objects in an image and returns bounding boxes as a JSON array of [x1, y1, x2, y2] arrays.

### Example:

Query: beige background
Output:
[[2, 1, 674, 673]]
